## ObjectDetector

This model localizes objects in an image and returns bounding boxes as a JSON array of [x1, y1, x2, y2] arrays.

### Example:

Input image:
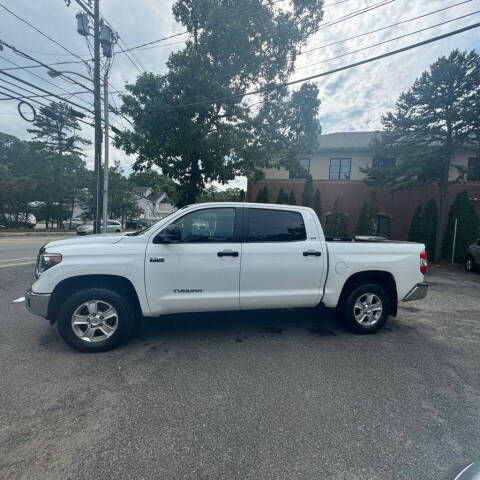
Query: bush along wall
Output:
[[442, 191, 480, 263]]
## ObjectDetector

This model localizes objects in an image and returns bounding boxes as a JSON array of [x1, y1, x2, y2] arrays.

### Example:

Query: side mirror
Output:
[[155, 224, 181, 244]]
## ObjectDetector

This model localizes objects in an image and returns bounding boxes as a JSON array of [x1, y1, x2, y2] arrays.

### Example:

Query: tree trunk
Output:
[[185, 160, 200, 205]]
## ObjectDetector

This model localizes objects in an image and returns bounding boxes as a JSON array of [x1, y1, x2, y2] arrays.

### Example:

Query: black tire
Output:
[[465, 255, 476, 273], [57, 287, 134, 352], [341, 283, 390, 334], [116, 229, 121, 232]]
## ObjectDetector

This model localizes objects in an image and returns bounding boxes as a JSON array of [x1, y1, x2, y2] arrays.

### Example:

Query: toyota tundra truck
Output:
[[25, 202, 428, 352]]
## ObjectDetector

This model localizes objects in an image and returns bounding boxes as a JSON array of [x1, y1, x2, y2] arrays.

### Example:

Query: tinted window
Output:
[[248, 209, 306, 242], [175, 208, 235, 242], [329, 158, 351, 180]]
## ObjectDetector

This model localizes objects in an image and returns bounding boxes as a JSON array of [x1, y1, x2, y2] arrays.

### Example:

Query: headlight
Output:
[[38, 253, 62, 274]]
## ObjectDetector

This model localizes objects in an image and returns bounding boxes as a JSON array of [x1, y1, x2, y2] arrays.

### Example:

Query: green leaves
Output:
[[364, 49, 480, 259], [116, 1, 324, 206]]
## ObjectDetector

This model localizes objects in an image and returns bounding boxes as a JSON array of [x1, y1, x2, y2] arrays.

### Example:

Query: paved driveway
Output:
[[0, 255, 479, 479]]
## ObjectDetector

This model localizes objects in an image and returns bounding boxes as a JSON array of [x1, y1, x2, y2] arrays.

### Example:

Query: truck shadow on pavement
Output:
[[132, 305, 341, 346], [128, 305, 413, 348]]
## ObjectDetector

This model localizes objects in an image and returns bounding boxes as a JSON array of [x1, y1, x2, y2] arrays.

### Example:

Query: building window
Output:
[[376, 215, 391, 238], [289, 158, 310, 179], [247, 209, 306, 242], [467, 157, 480, 181], [325, 213, 349, 237], [372, 157, 396, 169], [329, 158, 351, 180]]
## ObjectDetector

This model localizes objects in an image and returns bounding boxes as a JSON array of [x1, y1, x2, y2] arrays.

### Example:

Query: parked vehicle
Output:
[[465, 239, 480, 272], [0, 213, 36, 229], [76, 219, 123, 235], [25, 203, 428, 352], [62, 217, 85, 229]]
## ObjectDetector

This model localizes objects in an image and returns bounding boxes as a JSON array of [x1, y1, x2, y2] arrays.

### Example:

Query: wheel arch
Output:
[[338, 270, 398, 316], [47, 274, 142, 324]]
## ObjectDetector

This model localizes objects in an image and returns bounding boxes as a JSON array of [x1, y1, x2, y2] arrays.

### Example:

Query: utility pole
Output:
[[72, 0, 115, 233], [93, 0, 102, 234], [102, 73, 109, 233]]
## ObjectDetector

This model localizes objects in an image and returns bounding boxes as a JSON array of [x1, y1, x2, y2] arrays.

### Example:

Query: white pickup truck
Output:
[[25, 202, 428, 352]]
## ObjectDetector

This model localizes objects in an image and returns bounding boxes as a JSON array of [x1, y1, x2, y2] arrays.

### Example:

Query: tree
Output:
[[325, 197, 349, 237], [108, 162, 142, 227], [197, 186, 245, 202], [313, 189, 322, 220], [27, 102, 90, 228], [408, 206, 424, 244], [407, 199, 438, 257], [355, 192, 378, 236], [423, 198, 438, 258], [27, 102, 90, 155], [116, 1, 324, 206], [276, 187, 289, 204], [288, 190, 296, 205], [255, 185, 269, 203], [443, 191, 479, 263], [363, 50, 480, 260], [302, 174, 313, 207], [129, 170, 179, 206]]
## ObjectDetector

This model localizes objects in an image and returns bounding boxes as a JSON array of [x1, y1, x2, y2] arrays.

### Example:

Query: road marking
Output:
[[0, 256, 36, 262], [13, 297, 25, 303], [0, 261, 35, 268]]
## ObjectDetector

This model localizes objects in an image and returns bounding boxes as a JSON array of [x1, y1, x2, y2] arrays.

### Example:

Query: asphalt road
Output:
[[0, 235, 69, 268], [1, 237, 479, 480]]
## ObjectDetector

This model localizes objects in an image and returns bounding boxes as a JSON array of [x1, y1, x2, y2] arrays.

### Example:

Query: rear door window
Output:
[[247, 209, 306, 242]]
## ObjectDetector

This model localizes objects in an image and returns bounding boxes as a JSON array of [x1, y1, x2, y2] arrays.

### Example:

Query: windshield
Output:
[[127, 208, 186, 236]]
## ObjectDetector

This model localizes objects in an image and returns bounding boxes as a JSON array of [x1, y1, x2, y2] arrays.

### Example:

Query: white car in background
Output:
[[76, 219, 123, 235]]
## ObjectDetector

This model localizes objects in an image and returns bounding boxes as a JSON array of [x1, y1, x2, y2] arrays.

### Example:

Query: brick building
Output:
[[246, 132, 480, 240]]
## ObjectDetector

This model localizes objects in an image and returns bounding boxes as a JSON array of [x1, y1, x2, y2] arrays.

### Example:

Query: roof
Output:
[[146, 190, 167, 202], [133, 186, 150, 193], [317, 131, 380, 151]]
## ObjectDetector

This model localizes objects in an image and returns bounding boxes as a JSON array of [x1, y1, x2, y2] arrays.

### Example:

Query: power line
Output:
[[154, 22, 480, 110], [0, 70, 94, 114], [295, 9, 480, 72], [0, 60, 87, 71], [311, 0, 396, 34], [0, 54, 95, 110], [0, 40, 94, 94], [116, 31, 188, 54], [299, 0, 474, 55], [0, 2, 91, 70], [0, 78, 89, 98]]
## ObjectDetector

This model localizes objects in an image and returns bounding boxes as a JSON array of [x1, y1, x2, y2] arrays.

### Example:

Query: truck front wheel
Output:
[[57, 287, 134, 352], [341, 283, 390, 334]]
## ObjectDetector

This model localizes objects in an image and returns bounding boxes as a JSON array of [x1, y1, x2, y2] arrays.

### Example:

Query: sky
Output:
[[0, 0, 479, 190]]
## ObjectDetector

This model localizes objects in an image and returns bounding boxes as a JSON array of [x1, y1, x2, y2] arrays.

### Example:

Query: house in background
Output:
[[247, 131, 480, 240], [133, 186, 175, 222]]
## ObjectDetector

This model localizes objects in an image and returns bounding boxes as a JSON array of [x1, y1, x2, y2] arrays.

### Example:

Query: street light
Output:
[[47, 70, 93, 83]]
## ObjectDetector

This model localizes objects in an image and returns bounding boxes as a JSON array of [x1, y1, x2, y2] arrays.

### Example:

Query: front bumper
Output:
[[402, 282, 428, 302], [25, 289, 51, 319]]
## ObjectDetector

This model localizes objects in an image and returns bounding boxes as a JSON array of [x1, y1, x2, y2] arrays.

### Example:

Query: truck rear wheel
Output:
[[57, 287, 133, 352], [341, 283, 390, 334]]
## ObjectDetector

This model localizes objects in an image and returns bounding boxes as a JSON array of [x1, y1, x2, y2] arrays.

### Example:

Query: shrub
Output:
[[443, 191, 479, 262], [288, 190, 296, 205], [302, 175, 313, 207]]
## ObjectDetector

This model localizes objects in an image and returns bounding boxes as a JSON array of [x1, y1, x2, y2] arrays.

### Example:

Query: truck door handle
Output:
[[303, 250, 321, 257], [217, 250, 239, 257]]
